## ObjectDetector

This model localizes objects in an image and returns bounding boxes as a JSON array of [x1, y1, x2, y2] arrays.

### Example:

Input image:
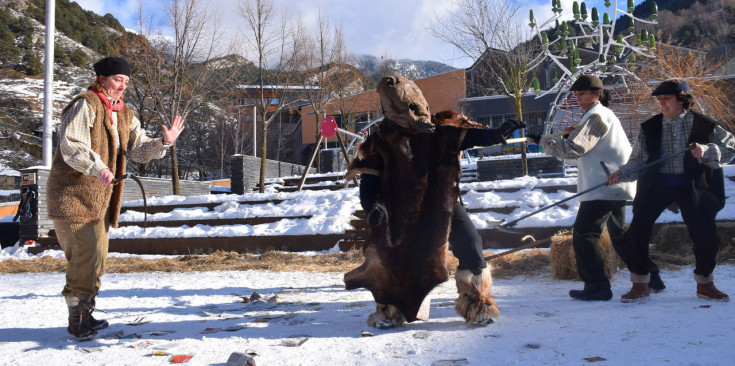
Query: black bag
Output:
[[12, 186, 35, 223]]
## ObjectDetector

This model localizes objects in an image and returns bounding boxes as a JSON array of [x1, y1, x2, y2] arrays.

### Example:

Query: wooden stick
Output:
[[484, 236, 552, 261], [298, 135, 324, 191]]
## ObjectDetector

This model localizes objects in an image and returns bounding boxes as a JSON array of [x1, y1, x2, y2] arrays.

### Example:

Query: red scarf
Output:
[[94, 91, 124, 125]]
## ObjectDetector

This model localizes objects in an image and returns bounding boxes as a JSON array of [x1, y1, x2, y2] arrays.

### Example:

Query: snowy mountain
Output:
[[349, 54, 457, 81]]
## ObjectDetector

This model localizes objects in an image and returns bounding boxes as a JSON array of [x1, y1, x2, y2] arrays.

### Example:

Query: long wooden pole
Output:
[[297, 135, 324, 191]]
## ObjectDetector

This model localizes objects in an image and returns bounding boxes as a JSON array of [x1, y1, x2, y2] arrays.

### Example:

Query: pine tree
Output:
[[19, 51, 43, 76], [0, 26, 19, 67]]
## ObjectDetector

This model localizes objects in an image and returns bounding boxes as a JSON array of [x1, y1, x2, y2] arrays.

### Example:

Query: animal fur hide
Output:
[[344, 108, 484, 322]]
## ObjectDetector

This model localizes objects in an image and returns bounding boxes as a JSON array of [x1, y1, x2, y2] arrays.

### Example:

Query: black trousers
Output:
[[628, 186, 719, 277], [572, 200, 630, 289], [449, 201, 487, 273]]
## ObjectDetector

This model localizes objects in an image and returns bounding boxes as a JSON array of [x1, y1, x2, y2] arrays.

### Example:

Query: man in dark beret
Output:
[[532, 74, 657, 301], [608, 78, 735, 302]]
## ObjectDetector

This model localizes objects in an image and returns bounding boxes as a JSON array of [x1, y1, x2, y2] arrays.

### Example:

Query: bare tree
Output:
[[119, 5, 163, 177], [124, 0, 229, 192], [330, 29, 365, 131], [431, 0, 540, 175], [238, 0, 303, 192], [294, 13, 347, 172], [632, 41, 735, 131]]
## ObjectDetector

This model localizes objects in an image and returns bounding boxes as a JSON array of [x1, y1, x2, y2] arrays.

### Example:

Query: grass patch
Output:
[[2, 246, 732, 277]]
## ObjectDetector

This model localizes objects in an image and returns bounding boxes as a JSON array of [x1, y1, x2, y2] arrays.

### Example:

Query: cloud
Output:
[[71, 0, 638, 69]]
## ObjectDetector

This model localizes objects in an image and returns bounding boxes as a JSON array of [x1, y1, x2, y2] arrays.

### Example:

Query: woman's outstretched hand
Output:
[[162, 115, 185, 143]]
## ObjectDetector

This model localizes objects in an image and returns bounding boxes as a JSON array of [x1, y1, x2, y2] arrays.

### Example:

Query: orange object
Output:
[[169, 355, 193, 364]]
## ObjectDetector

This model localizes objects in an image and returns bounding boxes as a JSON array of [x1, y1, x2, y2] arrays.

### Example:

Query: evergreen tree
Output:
[[18, 51, 43, 76], [19, 34, 31, 50], [0, 9, 19, 67], [69, 49, 87, 68], [0, 27, 19, 67]]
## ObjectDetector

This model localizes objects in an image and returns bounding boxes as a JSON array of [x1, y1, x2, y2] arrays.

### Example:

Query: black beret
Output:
[[651, 79, 690, 96], [570, 74, 603, 91], [93, 57, 131, 77]]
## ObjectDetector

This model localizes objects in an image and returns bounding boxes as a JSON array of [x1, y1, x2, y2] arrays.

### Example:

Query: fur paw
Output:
[[367, 303, 405, 329], [455, 294, 500, 325], [454, 268, 500, 325]]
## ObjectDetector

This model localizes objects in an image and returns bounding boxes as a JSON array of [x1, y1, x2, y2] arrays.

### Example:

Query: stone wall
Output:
[[119, 176, 210, 202], [477, 154, 564, 181], [0, 175, 20, 190], [231, 154, 315, 194], [320, 149, 348, 173]]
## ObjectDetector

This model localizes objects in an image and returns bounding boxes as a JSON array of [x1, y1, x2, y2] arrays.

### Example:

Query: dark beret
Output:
[[93, 57, 131, 77], [570, 74, 603, 91], [651, 79, 690, 96]]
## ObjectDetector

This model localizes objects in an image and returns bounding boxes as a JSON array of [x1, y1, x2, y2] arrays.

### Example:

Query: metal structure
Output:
[[527, 0, 659, 134]]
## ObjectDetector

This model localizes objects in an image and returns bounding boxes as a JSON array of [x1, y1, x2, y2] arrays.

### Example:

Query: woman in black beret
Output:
[[47, 56, 186, 339]]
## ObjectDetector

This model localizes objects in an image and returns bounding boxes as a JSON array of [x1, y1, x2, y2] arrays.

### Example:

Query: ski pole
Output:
[[495, 145, 695, 230]]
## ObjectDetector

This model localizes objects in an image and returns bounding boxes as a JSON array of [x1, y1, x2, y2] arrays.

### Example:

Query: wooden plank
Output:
[[344, 229, 368, 238], [350, 219, 368, 230], [108, 234, 348, 255], [118, 215, 313, 228], [281, 174, 346, 186], [465, 206, 519, 214], [338, 239, 364, 251], [120, 199, 286, 214], [277, 183, 357, 193], [461, 184, 576, 195]]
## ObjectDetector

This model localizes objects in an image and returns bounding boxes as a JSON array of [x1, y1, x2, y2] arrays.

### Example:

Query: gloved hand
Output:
[[527, 133, 542, 144], [495, 119, 526, 142], [366, 202, 389, 227]]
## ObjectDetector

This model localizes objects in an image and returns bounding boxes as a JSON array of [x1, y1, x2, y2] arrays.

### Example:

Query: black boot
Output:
[[569, 283, 612, 301], [649, 271, 666, 293], [88, 296, 109, 331], [65, 295, 97, 339]]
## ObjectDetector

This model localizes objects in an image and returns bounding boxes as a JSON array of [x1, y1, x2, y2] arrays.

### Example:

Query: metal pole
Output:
[[42, 0, 56, 167], [498, 145, 695, 229]]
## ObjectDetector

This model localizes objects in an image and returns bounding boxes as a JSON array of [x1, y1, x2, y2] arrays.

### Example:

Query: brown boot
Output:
[[454, 268, 500, 325], [621, 283, 650, 303], [697, 282, 730, 302]]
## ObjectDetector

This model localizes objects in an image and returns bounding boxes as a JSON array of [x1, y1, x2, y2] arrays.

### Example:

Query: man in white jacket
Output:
[[529, 75, 663, 300]]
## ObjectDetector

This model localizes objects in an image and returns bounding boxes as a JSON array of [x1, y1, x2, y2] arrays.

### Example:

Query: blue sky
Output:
[[73, 0, 648, 68]]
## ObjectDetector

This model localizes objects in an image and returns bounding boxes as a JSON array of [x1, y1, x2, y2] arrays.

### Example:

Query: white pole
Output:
[[252, 107, 256, 157], [42, 0, 56, 167]]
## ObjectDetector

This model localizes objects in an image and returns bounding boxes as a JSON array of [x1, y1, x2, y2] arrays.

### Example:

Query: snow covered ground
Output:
[[0, 264, 733, 365], [1, 162, 735, 364], [106, 164, 735, 240]]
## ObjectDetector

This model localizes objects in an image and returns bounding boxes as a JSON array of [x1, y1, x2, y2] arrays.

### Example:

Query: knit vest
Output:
[[47, 90, 133, 227], [637, 111, 725, 210], [575, 103, 636, 201]]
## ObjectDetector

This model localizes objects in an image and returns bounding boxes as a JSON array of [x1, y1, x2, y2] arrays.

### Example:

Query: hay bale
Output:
[[549, 229, 624, 280], [654, 222, 735, 255], [488, 249, 551, 279]]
